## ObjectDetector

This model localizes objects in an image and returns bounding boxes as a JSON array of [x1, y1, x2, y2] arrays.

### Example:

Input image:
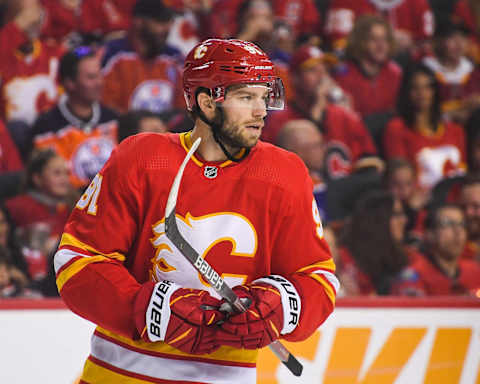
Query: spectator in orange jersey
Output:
[[0, 0, 64, 125], [32, 47, 118, 189], [263, 44, 383, 181], [392, 204, 480, 296], [333, 15, 402, 119], [5, 149, 73, 282], [422, 20, 480, 124], [383, 64, 467, 191], [101, 0, 185, 114], [338, 191, 409, 295], [459, 176, 480, 262]]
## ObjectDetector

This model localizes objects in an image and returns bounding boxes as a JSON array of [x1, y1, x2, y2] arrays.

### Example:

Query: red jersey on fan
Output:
[[334, 60, 402, 117], [80, 0, 135, 36], [383, 117, 466, 189], [263, 104, 377, 179], [207, 0, 321, 39], [392, 252, 480, 296], [0, 120, 22, 173], [101, 37, 184, 113], [324, 0, 434, 49], [0, 22, 63, 124], [453, 0, 480, 63], [54, 132, 337, 383]]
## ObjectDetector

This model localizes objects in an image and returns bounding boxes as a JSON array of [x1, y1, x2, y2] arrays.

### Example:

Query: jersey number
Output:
[[76, 173, 103, 215]]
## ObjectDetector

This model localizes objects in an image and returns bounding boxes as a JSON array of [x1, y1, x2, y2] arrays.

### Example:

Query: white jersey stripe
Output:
[[54, 248, 89, 274], [312, 269, 341, 294], [90, 333, 256, 384]]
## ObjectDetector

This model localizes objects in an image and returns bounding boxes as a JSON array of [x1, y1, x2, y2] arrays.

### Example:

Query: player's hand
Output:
[[134, 280, 225, 355], [216, 275, 302, 349]]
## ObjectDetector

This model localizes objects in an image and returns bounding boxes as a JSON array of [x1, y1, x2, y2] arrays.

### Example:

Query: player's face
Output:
[[365, 24, 390, 64], [37, 156, 71, 198], [219, 85, 268, 149], [461, 184, 480, 240], [410, 72, 434, 113], [432, 207, 467, 260], [75, 56, 103, 103]]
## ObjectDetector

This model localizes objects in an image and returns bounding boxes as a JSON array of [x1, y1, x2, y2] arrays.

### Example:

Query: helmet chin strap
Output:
[[198, 106, 250, 163]]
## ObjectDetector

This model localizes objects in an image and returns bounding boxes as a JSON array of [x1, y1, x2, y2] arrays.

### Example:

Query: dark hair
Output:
[[25, 149, 58, 191], [58, 46, 96, 84], [345, 15, 395, 62], [424, 203, 464, 231], [383, 158, 416, 185], [341, 191, 408, 294], [117, 110, 164, 142], [397, 64, 442, 131], [0, 204, 28, 275], [132, 0, 174, 21]]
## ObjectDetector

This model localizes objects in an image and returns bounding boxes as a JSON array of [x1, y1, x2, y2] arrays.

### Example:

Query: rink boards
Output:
[[0, 297, 479, 384]]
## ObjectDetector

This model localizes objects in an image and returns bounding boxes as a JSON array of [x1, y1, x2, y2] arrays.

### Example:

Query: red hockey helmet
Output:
[[183, 39, 285, 111]]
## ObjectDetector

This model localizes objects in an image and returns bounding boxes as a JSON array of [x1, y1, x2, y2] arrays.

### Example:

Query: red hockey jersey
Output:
[[0, 22, 63, 124], [383, 117, 467, 189], [54, 132, 337, 383], [324, 0, 434, 50], [263, 104, 377, 179], [334, 60, 402, 117], [392, 252, 480, 296]]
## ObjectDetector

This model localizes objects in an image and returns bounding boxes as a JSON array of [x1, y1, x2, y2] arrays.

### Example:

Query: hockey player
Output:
[[54, 38, 338, 383]]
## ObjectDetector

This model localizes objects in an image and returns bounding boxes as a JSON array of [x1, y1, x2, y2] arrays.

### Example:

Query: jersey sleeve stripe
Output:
[[311, 269, 340, 294], [55, 250, 116, 292], [308, 273, 337, 305], [59, 233, 126, 262], [296, 258, 336, 274]]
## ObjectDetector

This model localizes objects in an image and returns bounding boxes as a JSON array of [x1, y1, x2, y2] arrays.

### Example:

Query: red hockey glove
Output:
[[216, 275, 302, 350], [134, 280, 225, 355]]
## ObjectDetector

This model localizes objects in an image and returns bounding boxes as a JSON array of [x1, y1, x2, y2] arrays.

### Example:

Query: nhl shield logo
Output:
[[204, 166, 218, 179]]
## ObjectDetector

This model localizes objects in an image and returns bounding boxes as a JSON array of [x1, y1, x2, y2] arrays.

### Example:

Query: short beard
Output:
[[213, 108, 260, 150]]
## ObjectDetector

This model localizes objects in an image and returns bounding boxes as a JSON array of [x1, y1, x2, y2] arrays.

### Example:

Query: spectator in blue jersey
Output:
[[31, 46, 118, 189]]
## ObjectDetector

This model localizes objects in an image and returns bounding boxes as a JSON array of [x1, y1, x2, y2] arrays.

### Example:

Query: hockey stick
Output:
[[164, 137, 303, 377]]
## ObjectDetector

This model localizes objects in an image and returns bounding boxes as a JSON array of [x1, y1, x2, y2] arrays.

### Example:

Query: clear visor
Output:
[[215, 78, 285, 111]]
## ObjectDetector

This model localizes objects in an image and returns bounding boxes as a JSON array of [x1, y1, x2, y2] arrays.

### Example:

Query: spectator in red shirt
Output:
[[0, 0, 64, 125], [423, 20, 480, 124], [0, 120, 23, 174], [383, 64, 467, 191], [338, 191, 409, 295], [263, 44, 383, 180], [392, 203, 480, 296], [459, 175, 480, 262], [324, 0, 434, 55], [334, 15, 402, 119]]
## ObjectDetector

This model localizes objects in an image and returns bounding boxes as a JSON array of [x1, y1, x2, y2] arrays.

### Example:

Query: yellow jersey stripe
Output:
[[57, 254, 111, 292], [309, 273, 336, 305], [59, 233, 126, 262], [82, 358, 153, 384], [96, 327, 258, 364], [296, 258, 336, 274]]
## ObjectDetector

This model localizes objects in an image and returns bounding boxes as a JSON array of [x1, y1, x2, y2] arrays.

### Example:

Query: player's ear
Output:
[[197, 92, 216, 119]]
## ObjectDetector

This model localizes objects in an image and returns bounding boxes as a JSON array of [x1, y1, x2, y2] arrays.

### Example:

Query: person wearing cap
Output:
[[263, 44, 383, 181], [422, 19, 480, 123], [101, 0, 185, 114]]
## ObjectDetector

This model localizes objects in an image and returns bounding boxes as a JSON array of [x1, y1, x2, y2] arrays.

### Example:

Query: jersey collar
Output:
[[180, 132, 246, 168]]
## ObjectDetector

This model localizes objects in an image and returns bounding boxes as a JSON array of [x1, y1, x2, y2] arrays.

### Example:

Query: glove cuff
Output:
[[252, 275, 301, 335], [145, 280, 181, 342]]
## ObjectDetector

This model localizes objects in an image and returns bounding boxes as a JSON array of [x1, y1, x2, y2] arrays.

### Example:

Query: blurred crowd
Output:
[[0, 0, 479, 299]]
